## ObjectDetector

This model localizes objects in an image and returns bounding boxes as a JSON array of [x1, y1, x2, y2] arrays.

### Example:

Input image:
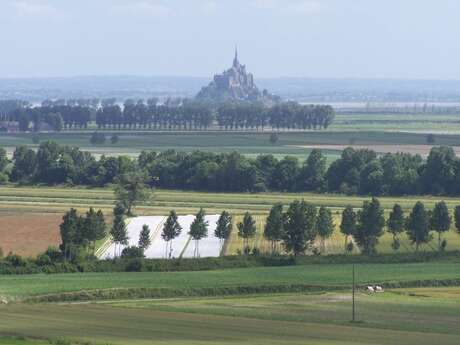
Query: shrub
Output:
[[5, 253, 26, 266], [125, 258, 144, 272], [121, 246, 144, 259], [36, 253, 52, 266]]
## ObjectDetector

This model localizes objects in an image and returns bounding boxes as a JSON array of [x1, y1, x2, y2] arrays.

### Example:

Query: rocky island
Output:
[[196, 48, 279, 103]]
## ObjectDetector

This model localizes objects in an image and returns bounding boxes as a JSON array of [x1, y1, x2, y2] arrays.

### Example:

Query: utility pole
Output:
[[352, 264, 356, 322]]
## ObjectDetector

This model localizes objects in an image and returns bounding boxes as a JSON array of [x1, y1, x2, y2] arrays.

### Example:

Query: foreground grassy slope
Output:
[[1, 262, 459, 300], [112, 288, 460, 336], [1, 288, 460, 345]]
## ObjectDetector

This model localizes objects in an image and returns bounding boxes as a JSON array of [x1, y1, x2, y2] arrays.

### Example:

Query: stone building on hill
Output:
[[196, 48, 278, 103]]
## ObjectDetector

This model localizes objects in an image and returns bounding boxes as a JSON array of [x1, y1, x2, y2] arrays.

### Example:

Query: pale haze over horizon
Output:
[[1, 0, 459, 80]]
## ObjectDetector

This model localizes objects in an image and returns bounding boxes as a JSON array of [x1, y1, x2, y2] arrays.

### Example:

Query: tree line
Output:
[[1, 98, 335, 132], [3, 141, 460, 198], [58, 197, 460, 262]]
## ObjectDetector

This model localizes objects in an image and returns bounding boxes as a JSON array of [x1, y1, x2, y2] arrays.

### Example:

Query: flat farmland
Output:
[[3, 186, 460, 256], [1, 262, 459, 300], [2, 285, 460, 345], [1, 296, 459, 345], [2, 129, 460, 161], [3, 186, 460, 215], [332, 113, 460, 133]]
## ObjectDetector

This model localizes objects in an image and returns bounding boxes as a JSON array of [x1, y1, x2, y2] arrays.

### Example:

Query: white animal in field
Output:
[[366, 286, 375, 293], [375, 285, 384, 292]]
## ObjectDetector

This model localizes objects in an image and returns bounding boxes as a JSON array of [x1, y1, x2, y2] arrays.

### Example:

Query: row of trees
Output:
[[239, 198, 460, 256], [1, 99, 335, 132], [339, 199, 460, 254], [216, 102, 334, 130], [5, 142, 460, 197], [59, 199, 460, 261]]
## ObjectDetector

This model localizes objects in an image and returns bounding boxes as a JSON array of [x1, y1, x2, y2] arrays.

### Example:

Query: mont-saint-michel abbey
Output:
[[196, 48, 278, 103]]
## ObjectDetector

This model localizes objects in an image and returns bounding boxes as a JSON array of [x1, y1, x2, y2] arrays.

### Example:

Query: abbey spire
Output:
[[233, 46, 239, 67]]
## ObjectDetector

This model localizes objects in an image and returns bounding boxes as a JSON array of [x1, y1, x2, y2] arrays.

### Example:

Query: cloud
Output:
[[251, 0, 324, 15], [112, 0, 171, 17], [12, 0, 60, 18]]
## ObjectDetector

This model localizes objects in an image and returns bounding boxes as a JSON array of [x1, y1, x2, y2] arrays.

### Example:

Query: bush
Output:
[[44, 246, 63, 262], [269, 133, 279, 144], [0, 173, 9, 184], [36, 253, 52, 266], [121, 246, 144, 259], [125, 258, 144, 272], [90, 132, 106, 145], [110, 134, 119, 144], [5, 253, 26, 266]]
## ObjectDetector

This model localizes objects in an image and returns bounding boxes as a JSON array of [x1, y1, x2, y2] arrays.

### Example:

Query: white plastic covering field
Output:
[[101, 215, 222, 259]]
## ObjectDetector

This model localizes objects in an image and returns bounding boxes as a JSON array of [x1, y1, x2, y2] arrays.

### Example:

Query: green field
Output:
[[3, 185, 460, 215], [1, 262, 459, 300], [332, 113, 460, 132], [1, 126, 460, 161], [1, 285, 460, 344]]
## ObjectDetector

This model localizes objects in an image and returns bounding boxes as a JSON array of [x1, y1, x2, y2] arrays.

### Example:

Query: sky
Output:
[[0, 0, 459, 80]]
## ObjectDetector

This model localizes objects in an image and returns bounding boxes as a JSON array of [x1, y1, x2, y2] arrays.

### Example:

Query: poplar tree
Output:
[[354, 197, 385, 255], [60, 208, 80, 261], [138, 224, 151, 251], [316, 206, 334, 254], [340, 205, 356, 252], [189, 208, 209, 257], [387, 204, 405, 251], [215, 211, 232, 254], [110, 203, 129, 257], [406, 201, 432, 251], [282, 200, 317, 256], [161, 210, 182, 258], [454, 205, 460, 235], [430, 201, 451, 251], [237, 212, 257, 252], [264, 203, 284, 254]]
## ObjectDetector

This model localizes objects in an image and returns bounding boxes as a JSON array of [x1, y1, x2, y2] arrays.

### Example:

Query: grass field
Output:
[[3, 186, 460, 215], [332, 113, 460, 132], [1, 286, 460, 345], [2, 125, 460, 161], [110, 288, 460, 337], [1, 262, 459, 300]]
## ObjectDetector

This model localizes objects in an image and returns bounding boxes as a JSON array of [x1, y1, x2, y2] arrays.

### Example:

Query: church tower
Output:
[[233, 46, 239, 68]]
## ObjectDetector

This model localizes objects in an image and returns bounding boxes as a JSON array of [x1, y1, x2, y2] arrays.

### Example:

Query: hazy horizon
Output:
[[1, 0, 459, 80]]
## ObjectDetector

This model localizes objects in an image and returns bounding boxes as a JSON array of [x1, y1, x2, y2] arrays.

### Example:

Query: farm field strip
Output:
[[1, 262, 460, 299], [3, 298, 460, 345], [109, 289, 460, 336], [3, 187, 460, 212]]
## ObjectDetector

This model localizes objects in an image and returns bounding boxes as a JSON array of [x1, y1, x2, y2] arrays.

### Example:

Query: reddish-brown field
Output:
[[0, 213, 62, 257]]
